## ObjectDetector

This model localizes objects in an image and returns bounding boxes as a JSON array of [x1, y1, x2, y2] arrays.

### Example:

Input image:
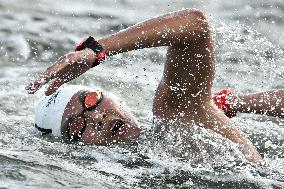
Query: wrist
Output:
[[227, 95, 248, 113], [213, 89, 237, 118], [75, 36, 106, 67], [80, 48, 97, 67]]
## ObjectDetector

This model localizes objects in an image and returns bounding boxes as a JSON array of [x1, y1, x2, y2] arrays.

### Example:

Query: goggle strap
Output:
[[68, 114, 87, 143]]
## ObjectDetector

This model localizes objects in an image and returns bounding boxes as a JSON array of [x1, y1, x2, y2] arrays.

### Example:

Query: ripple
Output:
[[0, 0, 283, 188]]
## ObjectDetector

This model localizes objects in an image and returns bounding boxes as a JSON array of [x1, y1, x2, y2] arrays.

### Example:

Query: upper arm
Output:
[[153, 11, 216, 116]]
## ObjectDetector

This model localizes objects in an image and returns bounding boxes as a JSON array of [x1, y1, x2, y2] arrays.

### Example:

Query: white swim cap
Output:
[[35, 85, 92, 137]]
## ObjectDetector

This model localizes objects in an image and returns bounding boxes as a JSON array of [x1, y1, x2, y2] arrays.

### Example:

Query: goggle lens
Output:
[[84, 91, 103, 110]]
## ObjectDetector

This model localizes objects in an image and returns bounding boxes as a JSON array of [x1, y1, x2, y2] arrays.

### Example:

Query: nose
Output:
[[85, 111, 108, 130], [96, 112, 107, 123], [86, 110, 107, 120]]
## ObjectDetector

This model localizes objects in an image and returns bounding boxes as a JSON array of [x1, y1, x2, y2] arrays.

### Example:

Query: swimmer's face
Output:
[[61, 91, 141, 145]]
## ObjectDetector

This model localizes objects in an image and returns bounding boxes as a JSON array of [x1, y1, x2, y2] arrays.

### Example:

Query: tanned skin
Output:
[[227, 90, 284, 118], [27, 9, 279, 163]]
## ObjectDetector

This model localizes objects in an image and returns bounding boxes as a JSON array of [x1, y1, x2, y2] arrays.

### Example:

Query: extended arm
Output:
[[229, 90, 284, 118]]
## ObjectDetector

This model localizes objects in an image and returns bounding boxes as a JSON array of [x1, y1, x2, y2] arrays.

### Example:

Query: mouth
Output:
[[109, 119, 126, 135]]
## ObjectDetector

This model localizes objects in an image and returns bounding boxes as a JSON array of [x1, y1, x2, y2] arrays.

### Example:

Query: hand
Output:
[[26, 48, 96, 96]]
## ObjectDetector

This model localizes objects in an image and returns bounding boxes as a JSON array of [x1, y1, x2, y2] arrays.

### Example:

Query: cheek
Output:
[[69, 116, 85, 134], [100, 100, 137, 122], [101, 105, 121, 118], [81, 125, 114, 144]]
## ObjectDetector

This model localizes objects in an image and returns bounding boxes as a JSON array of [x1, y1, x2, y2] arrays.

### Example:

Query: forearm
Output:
[[97, 9, 208, 56], [223, 125, 261, 163], [204, 110, 261, 163], [229, 90, 284, 118]]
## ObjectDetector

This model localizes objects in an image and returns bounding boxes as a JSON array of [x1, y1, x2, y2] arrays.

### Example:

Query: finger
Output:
[[45, 78, 66, 96], [26, 75, 51, 94], [25, 66, 58, 94], [25, 56, 69, 93]]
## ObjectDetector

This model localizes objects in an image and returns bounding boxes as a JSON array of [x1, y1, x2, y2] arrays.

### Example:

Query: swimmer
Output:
[[26, 9, 284, 163]]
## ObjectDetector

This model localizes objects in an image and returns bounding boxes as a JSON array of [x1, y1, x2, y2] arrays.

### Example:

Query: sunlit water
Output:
[[0, 0, 284, 188]]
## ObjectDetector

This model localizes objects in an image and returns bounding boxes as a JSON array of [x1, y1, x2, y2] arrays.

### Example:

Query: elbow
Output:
[[185, 9, 209, 33], [176, 9, 210, 37], [187, 9, 207, 20]]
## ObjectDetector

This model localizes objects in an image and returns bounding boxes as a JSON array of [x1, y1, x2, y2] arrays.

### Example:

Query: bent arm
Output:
[[26, 9, 209, 95], [229, 90, 284, 118]]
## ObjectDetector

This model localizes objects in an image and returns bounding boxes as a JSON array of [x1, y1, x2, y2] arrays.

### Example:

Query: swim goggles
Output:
[[68, 90, 104, 142]]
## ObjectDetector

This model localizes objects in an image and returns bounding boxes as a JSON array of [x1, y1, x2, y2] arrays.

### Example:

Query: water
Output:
[[0, 0, 284, 188]]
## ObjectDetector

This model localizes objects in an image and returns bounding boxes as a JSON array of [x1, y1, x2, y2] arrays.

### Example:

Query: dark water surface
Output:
[[0, 0, 284, 188]]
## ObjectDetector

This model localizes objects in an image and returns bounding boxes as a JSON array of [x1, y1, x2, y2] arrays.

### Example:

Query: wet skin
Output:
[[61, 90, 141, 144], [26, 9, 262, 162]]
